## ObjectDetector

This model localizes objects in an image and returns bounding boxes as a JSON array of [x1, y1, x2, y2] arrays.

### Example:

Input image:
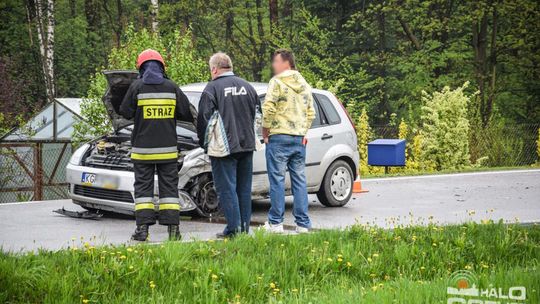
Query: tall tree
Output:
[[33, 0, 55, 103], [269, 0, 278, 32], [150, 0, 159, 34]]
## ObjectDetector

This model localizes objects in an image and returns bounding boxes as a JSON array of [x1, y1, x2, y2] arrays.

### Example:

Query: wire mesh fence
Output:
[[0, 142, 72, 204], [371, 123, 540, 167]]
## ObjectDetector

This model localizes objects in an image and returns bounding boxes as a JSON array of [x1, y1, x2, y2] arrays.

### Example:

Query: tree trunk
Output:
[[225, 2, 234, 49], [150, 0, 159, 34], [34, 0, 55, 104], [472, 3, 494, 126], [397, 17, 421, 51], [269, 0, 278, 32]]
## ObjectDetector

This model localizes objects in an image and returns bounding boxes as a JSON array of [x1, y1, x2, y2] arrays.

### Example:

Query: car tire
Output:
[[192, 173, 222, 218], [317, 160, 353, 207]]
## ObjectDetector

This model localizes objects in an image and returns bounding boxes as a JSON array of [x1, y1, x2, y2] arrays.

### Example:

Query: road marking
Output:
[[362, 169, 540, 183]]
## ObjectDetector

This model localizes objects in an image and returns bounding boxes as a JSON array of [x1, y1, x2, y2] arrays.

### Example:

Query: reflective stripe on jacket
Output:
[[120, 78, 194, 163]]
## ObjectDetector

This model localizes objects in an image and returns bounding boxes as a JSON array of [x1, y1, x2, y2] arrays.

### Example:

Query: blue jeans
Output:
[[210, 152, 253, 235], [266, 135, 311, 228]]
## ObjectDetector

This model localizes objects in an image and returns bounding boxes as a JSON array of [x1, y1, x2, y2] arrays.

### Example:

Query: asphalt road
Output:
[[1, 169, 539, 252]]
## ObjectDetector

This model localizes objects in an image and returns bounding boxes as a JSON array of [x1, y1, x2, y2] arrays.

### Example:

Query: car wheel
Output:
[[193, 173, 222, 218], [317, 160, 353, 207]]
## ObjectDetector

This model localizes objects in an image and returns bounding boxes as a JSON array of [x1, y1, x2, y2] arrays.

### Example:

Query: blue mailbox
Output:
[[367, 139, 406, 167]]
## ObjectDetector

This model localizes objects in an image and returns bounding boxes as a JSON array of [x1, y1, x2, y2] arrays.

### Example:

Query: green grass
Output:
[[1, 222, 539, 303]]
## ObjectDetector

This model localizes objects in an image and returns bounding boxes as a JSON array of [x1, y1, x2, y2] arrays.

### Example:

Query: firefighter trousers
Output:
[[133, 161, 180, 226]]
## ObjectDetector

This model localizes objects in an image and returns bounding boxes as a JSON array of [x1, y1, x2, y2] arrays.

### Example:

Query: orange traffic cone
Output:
[[352, 176, 368, 193]]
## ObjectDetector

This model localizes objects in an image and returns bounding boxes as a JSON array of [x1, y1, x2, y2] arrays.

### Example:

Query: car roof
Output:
[[181, 81, 327, 96], [180, 82, 269, 94]]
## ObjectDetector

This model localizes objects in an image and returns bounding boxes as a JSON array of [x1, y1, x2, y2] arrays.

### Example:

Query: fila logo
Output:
[[224, 86, 247, 97]]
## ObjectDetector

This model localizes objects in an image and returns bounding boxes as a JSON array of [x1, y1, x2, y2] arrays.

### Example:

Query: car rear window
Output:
[[315, 93, 341, 125]]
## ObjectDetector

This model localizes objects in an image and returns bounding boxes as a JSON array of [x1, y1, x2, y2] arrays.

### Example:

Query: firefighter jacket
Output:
[[120, 78, 194, 163]]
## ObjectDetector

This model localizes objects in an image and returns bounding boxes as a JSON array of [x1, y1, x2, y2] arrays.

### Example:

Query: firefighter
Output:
[[120, 49, 194, 241]]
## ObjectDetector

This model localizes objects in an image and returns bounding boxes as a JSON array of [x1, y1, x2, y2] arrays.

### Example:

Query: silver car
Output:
[[66, 70, 359, 217]]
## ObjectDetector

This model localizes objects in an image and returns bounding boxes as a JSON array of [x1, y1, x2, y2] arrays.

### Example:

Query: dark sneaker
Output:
[[131, 224, 149, 241], [215, 232, 237, 239], [168, 225, 181, 241]]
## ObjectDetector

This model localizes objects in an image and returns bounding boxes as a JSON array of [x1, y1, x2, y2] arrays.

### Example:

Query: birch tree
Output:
[[150, 0, 159, 34], [34, 0, 55, 103]]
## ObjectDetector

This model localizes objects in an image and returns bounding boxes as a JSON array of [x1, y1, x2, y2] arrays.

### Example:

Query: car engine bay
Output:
[[83, 132, 200, 172]]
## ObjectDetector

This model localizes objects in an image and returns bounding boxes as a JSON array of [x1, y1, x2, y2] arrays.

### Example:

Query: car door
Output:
[[304, 94, 336, 187]]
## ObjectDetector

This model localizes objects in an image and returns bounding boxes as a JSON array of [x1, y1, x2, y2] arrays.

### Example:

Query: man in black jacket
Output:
[[120, 49, 194, 241], [197, 52, 260, 237]]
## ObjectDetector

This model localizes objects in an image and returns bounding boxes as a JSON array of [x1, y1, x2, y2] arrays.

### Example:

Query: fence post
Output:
[[34, 143, 43, 201]]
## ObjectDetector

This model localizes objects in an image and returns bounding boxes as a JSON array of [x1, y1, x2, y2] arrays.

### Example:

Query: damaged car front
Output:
[[66, 71, 219, 217]]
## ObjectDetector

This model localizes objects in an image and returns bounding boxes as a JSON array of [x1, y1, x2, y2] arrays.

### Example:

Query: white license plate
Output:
[[81, 172, 118, 189], [81, 172, 96, 185]]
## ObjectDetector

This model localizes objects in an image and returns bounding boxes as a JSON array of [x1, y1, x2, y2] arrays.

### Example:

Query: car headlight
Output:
[[69, 144, 90, 165]]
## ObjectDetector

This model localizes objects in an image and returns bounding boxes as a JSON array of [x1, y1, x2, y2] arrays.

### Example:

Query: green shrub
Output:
[[419, 83, 471, 171]]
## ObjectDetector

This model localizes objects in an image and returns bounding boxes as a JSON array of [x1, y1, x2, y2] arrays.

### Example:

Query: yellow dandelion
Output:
[[367, 257, 372, 263], [280, 243, 285, 247], [129, 265, 134, 270], [235, 294, 241, 299], [270, 282, 276, 289], [119, 255, 126, 260], [346, 262, 352, 267], [149, 281, 156, 289], [337, 257, 343, 262], [211, 274, 218, 280], [82, 299, 89, 304], [372, 253, 379, 258], [126, 248, 133, 252], [291, 288, 298, 293], [371, 285, 378, 291], [327, 258, 333, 262]]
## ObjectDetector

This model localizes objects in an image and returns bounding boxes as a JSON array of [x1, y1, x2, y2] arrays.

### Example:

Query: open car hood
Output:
[[102, 70, 197, 132], [103, 70, 138, 132]]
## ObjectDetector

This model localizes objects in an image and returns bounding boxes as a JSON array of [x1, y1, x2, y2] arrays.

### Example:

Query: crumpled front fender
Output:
[[178, 148, 212, 188]]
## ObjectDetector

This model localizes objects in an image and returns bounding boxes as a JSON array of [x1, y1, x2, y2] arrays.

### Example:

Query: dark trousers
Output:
[[210, 152, 253, 235], [133, 161, 179, 226]]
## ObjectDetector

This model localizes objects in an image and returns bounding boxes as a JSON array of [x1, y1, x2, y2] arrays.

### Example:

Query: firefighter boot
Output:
[[168, 225, 181, 241], [131, 224, 149, 241]]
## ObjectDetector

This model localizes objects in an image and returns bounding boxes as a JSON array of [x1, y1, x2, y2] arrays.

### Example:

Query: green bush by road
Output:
[[1, 222, 539, 303]]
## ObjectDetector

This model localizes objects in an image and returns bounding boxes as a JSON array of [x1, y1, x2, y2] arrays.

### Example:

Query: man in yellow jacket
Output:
[[262, 49, 316, 234]]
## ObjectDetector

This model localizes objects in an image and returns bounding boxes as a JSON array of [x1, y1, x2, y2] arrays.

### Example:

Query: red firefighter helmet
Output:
[[136, 49, 165, 69]]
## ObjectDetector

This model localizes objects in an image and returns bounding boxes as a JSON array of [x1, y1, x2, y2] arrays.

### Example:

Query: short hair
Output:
[[273, 48, 296, 70], [209, 52, 233, 71]]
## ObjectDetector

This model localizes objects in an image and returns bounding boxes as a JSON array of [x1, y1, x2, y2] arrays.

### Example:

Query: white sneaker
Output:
[[296, 226, 310, 234], [261, 221, 284, 234]]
